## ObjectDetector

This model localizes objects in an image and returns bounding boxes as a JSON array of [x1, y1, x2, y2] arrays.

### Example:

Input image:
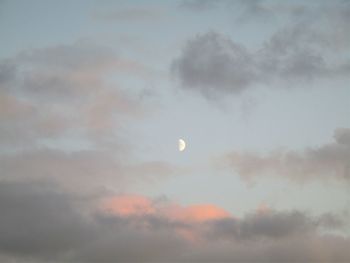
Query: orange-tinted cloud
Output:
[[256, 202, 271, 214], [102, 194, 155, 216], [102, 194, 230, 223], [102, 194, 231, 243], [163, 204, 230, 222]]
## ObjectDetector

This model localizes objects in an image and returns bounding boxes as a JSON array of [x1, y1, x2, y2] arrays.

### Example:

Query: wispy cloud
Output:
[[92, 6, 165, 22], [221, 128, 350, 183], [0, 42, 147, 150]]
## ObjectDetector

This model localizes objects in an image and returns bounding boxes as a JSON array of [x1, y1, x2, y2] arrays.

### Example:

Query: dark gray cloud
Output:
[[0, 60, 16, 88], [0, 180, 95, 260], [206, 210, 347, 242], [0, 180, 184, 262], [77, 215, 184, 263], [172, 2, 350, 99], [0, 179, 349, 262], [235, 210, 312, 239], [335, 128, 350, 146], [171, 32, 257, 99], [316, 212, 347, 230], [223, 128, 350, 183]]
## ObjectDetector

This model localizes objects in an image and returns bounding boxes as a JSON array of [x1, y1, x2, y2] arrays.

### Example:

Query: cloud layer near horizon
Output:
[[0, 179, 349, 263]]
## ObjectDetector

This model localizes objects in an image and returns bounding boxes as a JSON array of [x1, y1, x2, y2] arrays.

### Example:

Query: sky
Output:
[[0, 0, 350, 262]]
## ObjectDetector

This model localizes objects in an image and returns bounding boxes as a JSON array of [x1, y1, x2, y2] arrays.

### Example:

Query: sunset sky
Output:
[[1, 0, 350, 262]]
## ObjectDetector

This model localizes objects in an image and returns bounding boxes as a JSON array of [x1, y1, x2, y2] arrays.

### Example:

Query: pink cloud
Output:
[[256, 202, 272, 214], [102, 194, 231, 222], [102, 194, 232, 243], [102, 194, 155, 216], [162, 204, 230, 222]]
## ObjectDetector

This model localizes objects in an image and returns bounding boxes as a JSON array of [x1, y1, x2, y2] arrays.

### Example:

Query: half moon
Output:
[[178, 139, 186, 152]]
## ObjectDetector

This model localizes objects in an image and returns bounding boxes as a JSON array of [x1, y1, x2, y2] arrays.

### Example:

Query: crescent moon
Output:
[[178, 139, 186, 152]]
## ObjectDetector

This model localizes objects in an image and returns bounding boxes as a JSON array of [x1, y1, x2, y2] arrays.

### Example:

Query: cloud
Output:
[[222, 128, 350, 183], [171, 32, 257, 99], [0, 148, 181, 192], [103, 194, 156, 217], [179, 0, 271, 17], [171, 2, 350, 99], [334, 128, 350, 146], [216, 210, 312, 240], [0, 42, 148, 150], [0, 60, 16, 88], [0, 179, 349, 262], [0, 180, 95, 260], [179, 0, 223, 11], [0, 40, 181, 192], [235, 0, 275, 22], [0, 149, 122, 190], [0, 179, 185, 262], [0, 41, 182, 190], [163, 204, 230, 223], [103, 194, 230, 223], [92, 6, 165, 22]]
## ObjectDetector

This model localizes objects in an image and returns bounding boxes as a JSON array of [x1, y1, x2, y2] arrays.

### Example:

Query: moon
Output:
[[178, 139, 186, 152]]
